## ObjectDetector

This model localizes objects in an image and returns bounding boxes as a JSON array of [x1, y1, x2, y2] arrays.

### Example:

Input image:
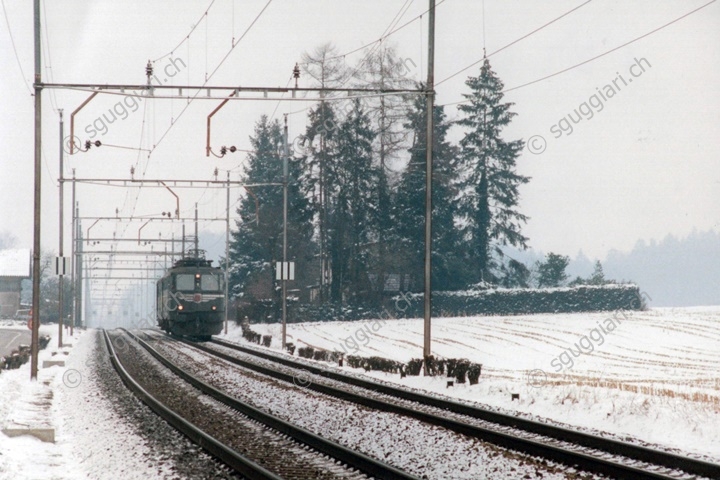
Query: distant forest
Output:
[[201, 228, 720, 308], [502, 229, 720, 307]]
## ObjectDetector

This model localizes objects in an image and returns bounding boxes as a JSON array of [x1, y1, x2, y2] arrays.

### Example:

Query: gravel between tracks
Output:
[[82, 330, 244, 480], [110, 331, 369, 480], [204, 338, 702, 479], [143, 332, 585, 480]]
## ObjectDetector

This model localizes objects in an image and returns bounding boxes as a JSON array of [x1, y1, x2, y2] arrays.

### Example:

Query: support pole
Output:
[[194, 204, 199, 257], [282, 115, 289, 349], [74, 207, 81, 334], [70, 173, 76, 330], [30, 0, 42, 380], [423, 0, 436, 362], [58, 110, 64, 348], [225, 170, 230, 335]]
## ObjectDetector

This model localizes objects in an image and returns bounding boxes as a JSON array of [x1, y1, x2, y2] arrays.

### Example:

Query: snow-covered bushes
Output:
[[401, 284, 645, 317], [297, 346, 315, 359]]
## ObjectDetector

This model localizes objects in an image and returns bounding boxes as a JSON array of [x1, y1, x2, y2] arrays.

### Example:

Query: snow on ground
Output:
[[0, 325, 164, 480], [3, 307, 717, 478], [242, 306, 720, 462]]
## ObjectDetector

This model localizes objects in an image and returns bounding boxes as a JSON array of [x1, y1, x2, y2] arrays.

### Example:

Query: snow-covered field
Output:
[[2, 307, 717, 478], [245, 306, 720, 462]]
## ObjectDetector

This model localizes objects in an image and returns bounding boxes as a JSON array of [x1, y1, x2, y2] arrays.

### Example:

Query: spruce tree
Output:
[[228, 116, 313, 305], [300, 43, 349, 302], [395, 90, 463, 291], [457, 57, 530, 283], [328, 99, 377, 302], [354, 46, 414, 298], [536, 253, 570, 288], [589, 260, 607, 285]]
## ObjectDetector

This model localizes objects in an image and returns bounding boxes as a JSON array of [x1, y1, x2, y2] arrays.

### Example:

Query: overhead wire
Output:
[[41, 0, 59, 113], [152, 0, 217, 63], [345, 0, 415, 81], [502, 0, 716, 94], [148, 0, 274, 156], [286, 0, 424, 125], [301, 0, 450, 66], [122, 0, 265, 234], [436, 0, 593, 87], [1, 0, 32, 95], [440, 0, 717, 106]]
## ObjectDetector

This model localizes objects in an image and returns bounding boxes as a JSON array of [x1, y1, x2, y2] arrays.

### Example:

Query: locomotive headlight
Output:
[[212, 305, 217, 311], [178, 305, 184, 311]]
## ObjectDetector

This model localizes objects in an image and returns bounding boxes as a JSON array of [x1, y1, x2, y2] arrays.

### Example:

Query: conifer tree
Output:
[[536, 253, 570, 288], [457, 57, 530, 283], [589, 260, 607, 285], [327, 99, 377, 302], [395, 90, 463, 291], [228, 116, 313, 303], [354, 46, 414, 297], [300, 43, 349, 302]]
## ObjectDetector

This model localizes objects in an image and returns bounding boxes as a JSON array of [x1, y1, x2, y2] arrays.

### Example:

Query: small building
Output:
[[0, 249, 31, 318]]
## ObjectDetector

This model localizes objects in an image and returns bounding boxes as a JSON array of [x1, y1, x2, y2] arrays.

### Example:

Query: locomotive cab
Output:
[[157, 250, 226, 340]]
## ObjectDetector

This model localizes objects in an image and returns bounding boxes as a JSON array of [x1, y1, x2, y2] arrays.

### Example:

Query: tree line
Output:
[[227, 44, 603, 309]]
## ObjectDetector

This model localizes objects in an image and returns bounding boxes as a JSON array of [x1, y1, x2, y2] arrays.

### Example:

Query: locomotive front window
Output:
[[175, 274, 195, 291], [201, 274, 220, 291]]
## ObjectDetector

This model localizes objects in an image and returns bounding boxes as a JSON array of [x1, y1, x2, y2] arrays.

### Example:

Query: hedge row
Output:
[[288, 346, 482, 383], [238, 284, 644, 324], [414, 284, 646, 317], [343, 354, 481, 383], [423, 356, 482, 384], [345, 355, 404, 374]]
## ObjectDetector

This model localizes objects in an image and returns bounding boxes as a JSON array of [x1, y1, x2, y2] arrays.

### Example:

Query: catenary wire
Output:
[[1, 0, 32, 95], [440, 0, 717, 106], [436, 0, 593, 87]]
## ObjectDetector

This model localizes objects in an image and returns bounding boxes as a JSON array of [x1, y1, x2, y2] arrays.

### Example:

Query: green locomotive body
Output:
[[157, 253, 225, 340]]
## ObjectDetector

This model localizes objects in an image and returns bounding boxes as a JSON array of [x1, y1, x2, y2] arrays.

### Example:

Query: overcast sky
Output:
[[2, 0, 719, 265]]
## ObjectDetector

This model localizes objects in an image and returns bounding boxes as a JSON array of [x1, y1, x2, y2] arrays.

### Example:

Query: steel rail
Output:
[[123, 329, 419, 480], [212, 338, 720, 479], [154, 336, 681, 480], [101, 330, 282, 480]]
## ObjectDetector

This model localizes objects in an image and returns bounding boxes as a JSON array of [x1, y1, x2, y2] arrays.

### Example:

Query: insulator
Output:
[[94, 140, 102, 147], [293, 63, 300, 79], [229, 146, 237, 153], [145, 60, 153, 78], [220, 146, 227, 155]]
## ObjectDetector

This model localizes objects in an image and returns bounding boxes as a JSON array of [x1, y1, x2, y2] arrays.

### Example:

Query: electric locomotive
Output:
[[157, 250, 225, 340]]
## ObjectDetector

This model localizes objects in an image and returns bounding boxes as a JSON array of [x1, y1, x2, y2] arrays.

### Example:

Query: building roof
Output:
[[0, 249, 31, 278]]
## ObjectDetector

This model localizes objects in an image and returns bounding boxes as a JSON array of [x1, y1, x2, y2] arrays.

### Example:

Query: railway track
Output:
[[171, 334, 718, 480], [105, 329, 418, 480]]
